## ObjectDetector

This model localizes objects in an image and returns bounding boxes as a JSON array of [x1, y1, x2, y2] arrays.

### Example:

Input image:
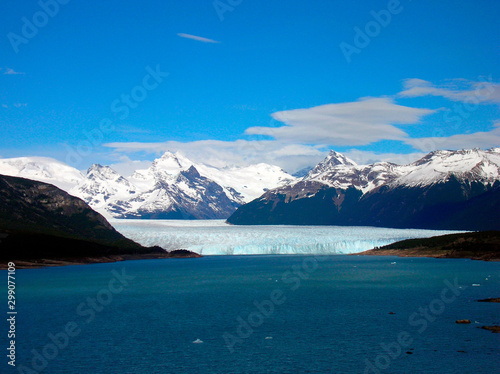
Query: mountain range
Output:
[[1, 148, 499, 230], [0, 152, 295, 220], [227, 148, 500, 230]]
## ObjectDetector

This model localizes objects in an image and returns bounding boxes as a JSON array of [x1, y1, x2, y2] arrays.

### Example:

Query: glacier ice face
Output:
[[110, 219, 464, 255]]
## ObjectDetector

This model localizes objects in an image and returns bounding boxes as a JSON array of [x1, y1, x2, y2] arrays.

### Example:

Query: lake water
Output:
[[7, 255, 499, 373], [110, 220, 463, 255]]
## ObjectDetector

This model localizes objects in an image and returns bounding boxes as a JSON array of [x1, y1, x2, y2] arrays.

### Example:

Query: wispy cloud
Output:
[[2, 67, 25, 75], [177, 33, 220, 44], [1, 103, 27, 108], [398, 77, 500, 104]]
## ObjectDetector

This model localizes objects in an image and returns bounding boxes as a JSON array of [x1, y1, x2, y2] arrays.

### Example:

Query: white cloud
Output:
[[406, 122, 500, 152], [343, 149, 426, 166], [402, 78, 433, 90], [103, 79, 500, 172], [104, 139, 431, 173], [108, 155, 154, 177], [2, 67, 25, 75], [399, 77, 500, 105], [245, 97, 436, 146], [104, 139, 326, 173], [177, 33, 220, 43]]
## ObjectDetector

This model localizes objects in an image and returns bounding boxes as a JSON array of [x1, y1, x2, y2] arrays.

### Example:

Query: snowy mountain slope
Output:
[[195, 162, 295, 203], [0, 156, 85, 191], [300, 148, 500, 193], [118, 166, 239, 219], [0, 152, 296, 219], [70, 164, 137, 215], [392, 148, 500, 187], [268, 150, 405, 200], [128, 151, 193, 191], [129, 151, 295, 204], [227, 148, 500, 230], [120, 152, 296, 218]]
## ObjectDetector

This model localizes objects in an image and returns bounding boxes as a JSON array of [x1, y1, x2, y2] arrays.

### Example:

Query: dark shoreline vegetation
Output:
[[0, 174, 200, 270], [357, 231, 500, 261], [0, 229, 201, 269]]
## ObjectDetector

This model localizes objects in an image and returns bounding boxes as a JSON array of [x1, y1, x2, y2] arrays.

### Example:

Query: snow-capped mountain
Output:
[[303, 151, 403, 193], [0, 156, 85, 191], [101, 151, 296, 219], [393, 148, 500, 187], [227, 148, 500, 230], [0, 152, 296, 219], [291, 148, 500, 194], [71, 164, 137, 212], [116, 165, 240, 219]]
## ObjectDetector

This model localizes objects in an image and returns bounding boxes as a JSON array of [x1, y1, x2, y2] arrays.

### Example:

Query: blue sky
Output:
[[1, 0, 499, 173]]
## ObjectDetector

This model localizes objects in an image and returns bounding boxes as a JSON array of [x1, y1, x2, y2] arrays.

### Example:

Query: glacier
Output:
[[110, 219, 464, 255]]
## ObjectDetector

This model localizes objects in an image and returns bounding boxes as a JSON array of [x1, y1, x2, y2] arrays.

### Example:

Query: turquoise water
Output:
[[5, 255, 500, 373]]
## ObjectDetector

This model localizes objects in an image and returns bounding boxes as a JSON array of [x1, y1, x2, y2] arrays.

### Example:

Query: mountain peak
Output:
[[306, 150, 357, 179], [87, 164, 121, 180], [87, 163, 106, 173], [323, 150, 357, 167], [158, 150, 177, 160], [181, 165, 201, 179], [150, 151, 193, 176]]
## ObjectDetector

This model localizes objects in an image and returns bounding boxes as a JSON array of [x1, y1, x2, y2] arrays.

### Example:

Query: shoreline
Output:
[[353, 248, 500, 261], [354, 230, 500, 261], [0, 250, 202, 270]]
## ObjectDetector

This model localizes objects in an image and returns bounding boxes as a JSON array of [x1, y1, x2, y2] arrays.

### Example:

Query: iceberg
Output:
[[110, 220, 464, 256]]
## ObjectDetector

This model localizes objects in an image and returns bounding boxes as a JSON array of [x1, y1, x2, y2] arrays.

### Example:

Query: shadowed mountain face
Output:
[[0, 174, 166, 262], [0, 174, 133, 245], [227, 149, 500, 230]]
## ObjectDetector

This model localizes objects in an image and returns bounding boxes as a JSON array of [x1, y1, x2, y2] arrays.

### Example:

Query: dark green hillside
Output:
[[359, 231, 500, 261], [0, 174, 199, 267], [0, 174, 136, 247]]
